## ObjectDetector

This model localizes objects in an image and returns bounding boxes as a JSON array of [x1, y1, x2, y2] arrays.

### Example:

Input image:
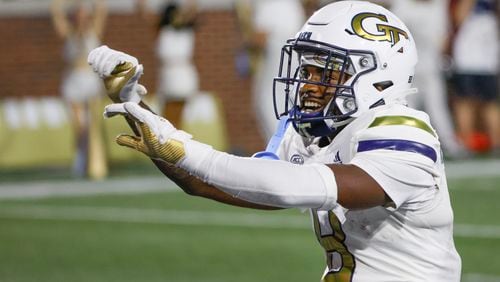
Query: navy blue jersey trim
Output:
[[357, 139, 437, 162]]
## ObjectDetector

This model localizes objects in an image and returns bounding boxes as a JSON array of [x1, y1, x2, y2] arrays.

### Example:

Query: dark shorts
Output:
[[452, 73, 499, 102]]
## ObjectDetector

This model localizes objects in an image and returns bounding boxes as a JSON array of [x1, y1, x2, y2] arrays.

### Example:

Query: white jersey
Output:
[[277, 104, 461, 281]]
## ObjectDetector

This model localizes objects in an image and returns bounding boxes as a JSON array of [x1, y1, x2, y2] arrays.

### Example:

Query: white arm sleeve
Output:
[[178, 140, 338, 210]]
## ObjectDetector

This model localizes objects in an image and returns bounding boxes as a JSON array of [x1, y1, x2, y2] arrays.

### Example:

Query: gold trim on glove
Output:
[[104, 62, 136, 102]]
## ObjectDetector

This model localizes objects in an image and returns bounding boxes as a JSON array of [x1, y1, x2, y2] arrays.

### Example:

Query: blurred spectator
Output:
[[235, 0, 306, 140], [391, 0, 468, 159], [137, 0, 199, 128], [51, 0, 108, 179], [447, 0, 499, 154]]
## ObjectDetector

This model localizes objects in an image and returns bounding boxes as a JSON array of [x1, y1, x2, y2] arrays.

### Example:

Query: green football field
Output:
[[0, 164, 499, 282]]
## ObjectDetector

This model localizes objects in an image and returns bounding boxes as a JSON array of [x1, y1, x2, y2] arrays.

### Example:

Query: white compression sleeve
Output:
[[177, 139, 338, 210]]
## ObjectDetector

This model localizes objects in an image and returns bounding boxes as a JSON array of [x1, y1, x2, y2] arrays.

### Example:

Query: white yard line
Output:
[[0, 205, 310, 229], [445, 159, 500, 180], [0, 176, 176, 199], [454, 224, 500, 239], [462, 273, 500, 282], [0, 205, 499, 240]]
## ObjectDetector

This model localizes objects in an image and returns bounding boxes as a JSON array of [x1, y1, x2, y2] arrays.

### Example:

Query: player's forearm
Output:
[[178, 140, 338, 210], [134, 103, 278, 210], [151, 160, 281, 210]]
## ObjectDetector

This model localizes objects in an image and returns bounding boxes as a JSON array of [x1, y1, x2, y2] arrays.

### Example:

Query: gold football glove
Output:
[[88, 45, 147, 103], [104, 102, 191, 165]]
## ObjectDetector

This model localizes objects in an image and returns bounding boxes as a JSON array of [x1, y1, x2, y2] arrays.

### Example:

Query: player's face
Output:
[[298, 65, 351, 114]]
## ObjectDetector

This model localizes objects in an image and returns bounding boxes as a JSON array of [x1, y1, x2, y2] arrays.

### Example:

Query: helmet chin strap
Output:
[[290, 107, 333, 138], [291, 105, 353, 139]]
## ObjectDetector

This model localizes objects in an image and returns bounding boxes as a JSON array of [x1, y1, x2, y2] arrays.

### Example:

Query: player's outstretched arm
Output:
[[88, 46, 278, 210], [103, 102, 336, 210], [105, 101, 390, 211]]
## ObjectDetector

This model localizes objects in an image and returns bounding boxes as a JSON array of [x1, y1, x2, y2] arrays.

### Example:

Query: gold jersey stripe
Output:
[[369, 116, 436, 137]]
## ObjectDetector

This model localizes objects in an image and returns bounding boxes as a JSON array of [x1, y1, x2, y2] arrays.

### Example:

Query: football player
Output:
[[88, 1, 461, 281]]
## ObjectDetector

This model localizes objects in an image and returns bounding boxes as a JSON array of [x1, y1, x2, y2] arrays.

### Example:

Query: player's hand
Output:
[[104, 102, 192, 164], [88, 45, 147, 103]]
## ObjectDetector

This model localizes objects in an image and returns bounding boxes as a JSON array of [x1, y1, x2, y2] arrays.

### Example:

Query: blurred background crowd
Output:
[[0, 0, 498, 180]]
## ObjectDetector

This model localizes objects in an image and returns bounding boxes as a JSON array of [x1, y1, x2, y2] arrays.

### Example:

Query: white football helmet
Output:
[[273, 1, 418, 138]]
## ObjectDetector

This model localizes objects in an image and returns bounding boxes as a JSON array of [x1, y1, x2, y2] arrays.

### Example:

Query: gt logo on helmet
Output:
[[351, 13, 408, 46]]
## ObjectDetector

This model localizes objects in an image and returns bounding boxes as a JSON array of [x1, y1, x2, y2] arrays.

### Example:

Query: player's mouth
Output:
[[300, 100, 325, 113]]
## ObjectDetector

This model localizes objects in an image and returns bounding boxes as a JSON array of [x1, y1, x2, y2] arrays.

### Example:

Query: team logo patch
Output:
[[351, 12, 408, 46], [290, 154, 305, 165]]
